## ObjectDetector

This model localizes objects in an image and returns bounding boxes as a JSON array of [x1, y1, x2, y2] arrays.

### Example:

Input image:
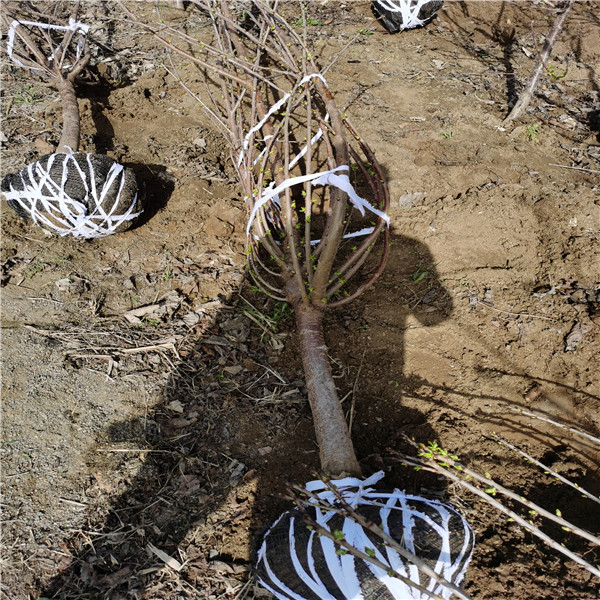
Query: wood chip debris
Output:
[[123, 290, 182, 324], [146, 542, 184, 572], [55, 276, 89, 294], [564, 321, 591, 352]]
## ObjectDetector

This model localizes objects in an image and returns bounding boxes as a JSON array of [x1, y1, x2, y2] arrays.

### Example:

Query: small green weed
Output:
[[291, 16, 325, 27], [141, 317, 161, 327], [160, 267, 173, 283], [439, 129, 455, 140], [13, 85, 43, 105], [358, 28, 374, 36], [129, 294, 141, 308], [545, 64, 566, 81], [269, 300, 293, 326], [26, 261, 45, 278], [412, 264, 434, 283], [525, 123, 540, 142], [241, 297, 292, 345]]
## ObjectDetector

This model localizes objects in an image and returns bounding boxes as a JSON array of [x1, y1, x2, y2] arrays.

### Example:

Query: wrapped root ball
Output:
[[372, 0, 443, 33], [1, 152, 142, 239], [256, 473, 474, 600]]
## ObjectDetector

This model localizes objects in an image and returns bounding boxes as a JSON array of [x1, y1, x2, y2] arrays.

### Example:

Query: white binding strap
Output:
[[256, 472, 475, 600], [375, 0, 437, 29], [237, 72, 327, 168], [2, 153, 141, 239], [7, 18, 89, 69], [247, 165, 389, 237]]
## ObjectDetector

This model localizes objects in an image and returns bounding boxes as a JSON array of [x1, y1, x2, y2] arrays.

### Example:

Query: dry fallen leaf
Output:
[[55, 276, 89, 294], [147, 542, 184, 572], [564, 321, 591, 352], [123, 290, 182, 324]]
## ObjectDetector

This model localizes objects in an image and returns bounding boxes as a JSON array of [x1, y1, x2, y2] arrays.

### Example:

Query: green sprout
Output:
[[26, 261, 45, 278], [525, 123, 540, 142], [418, 441, 461, 469], [13, 85, 43, 105], [545, 64, 566, 81], [291, 16, 325, 27]]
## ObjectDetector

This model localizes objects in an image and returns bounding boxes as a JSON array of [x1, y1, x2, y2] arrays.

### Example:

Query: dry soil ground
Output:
[[1, 2, 599, 599]]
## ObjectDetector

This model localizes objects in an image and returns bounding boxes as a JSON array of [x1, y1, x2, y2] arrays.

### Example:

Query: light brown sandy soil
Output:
[[1, 2, 599, 599]]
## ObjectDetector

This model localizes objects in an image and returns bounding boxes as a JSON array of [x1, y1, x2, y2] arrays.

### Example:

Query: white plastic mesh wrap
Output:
[[1, 152, 142, 239], [372, 0, 443, 33], [256, 472, 474, 600]]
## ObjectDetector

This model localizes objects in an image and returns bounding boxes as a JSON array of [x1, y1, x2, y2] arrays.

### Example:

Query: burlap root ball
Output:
[[256, 475, 474, 600], [372, 0, 443, 33], [1, 152, 142, 239]]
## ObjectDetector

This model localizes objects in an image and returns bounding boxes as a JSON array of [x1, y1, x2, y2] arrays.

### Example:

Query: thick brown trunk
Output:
[[291, 290, 362, 478], [56, 77, 80, 153]]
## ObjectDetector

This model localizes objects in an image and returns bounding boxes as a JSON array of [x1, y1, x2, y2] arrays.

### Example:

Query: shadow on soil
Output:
[[39, 229, 450, 597], [40, 229, 599, 598]]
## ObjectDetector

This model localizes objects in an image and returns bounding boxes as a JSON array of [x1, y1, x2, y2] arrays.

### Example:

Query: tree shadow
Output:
[[86, 79, 117, 156], [82, 76, 176, 227], [441, 1, 599, 128], [440, 0, 530, 116], [39, 228, 454, 598], [37, 235, 600, 598], [125, 160, 175, 227]]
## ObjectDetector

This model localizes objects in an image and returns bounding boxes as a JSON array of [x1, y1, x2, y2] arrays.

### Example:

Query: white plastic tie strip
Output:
[[374, 0, 439, 30], [247, 165, 389, 238], [256, 471, 474, 600], [237, 72, 327, 168], [2, 153, 141, 239], [252, 113, 329, 170], [7, 18, 89, 70]]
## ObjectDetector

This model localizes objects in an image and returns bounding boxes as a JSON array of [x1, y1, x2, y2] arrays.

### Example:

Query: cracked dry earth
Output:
[[1, 2, 599, 599]]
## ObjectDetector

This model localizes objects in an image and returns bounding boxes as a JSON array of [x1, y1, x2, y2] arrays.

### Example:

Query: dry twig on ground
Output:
[[504, 0, 575, 121]]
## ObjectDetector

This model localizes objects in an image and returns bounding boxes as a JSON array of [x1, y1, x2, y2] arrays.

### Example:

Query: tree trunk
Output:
[[291, 289, 362, 478], [56, 77, 80, 153]]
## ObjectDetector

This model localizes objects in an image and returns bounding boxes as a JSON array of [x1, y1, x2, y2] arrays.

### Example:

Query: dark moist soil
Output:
[[1, 2, 599, 599]]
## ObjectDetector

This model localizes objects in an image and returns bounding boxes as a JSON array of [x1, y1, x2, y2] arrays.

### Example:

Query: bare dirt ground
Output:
[[1, 2, 599, 599]]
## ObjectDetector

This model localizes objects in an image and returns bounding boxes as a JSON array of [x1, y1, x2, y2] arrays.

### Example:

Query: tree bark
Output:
[[56, 77, 80, 153], [290, 282, 362, 478]]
